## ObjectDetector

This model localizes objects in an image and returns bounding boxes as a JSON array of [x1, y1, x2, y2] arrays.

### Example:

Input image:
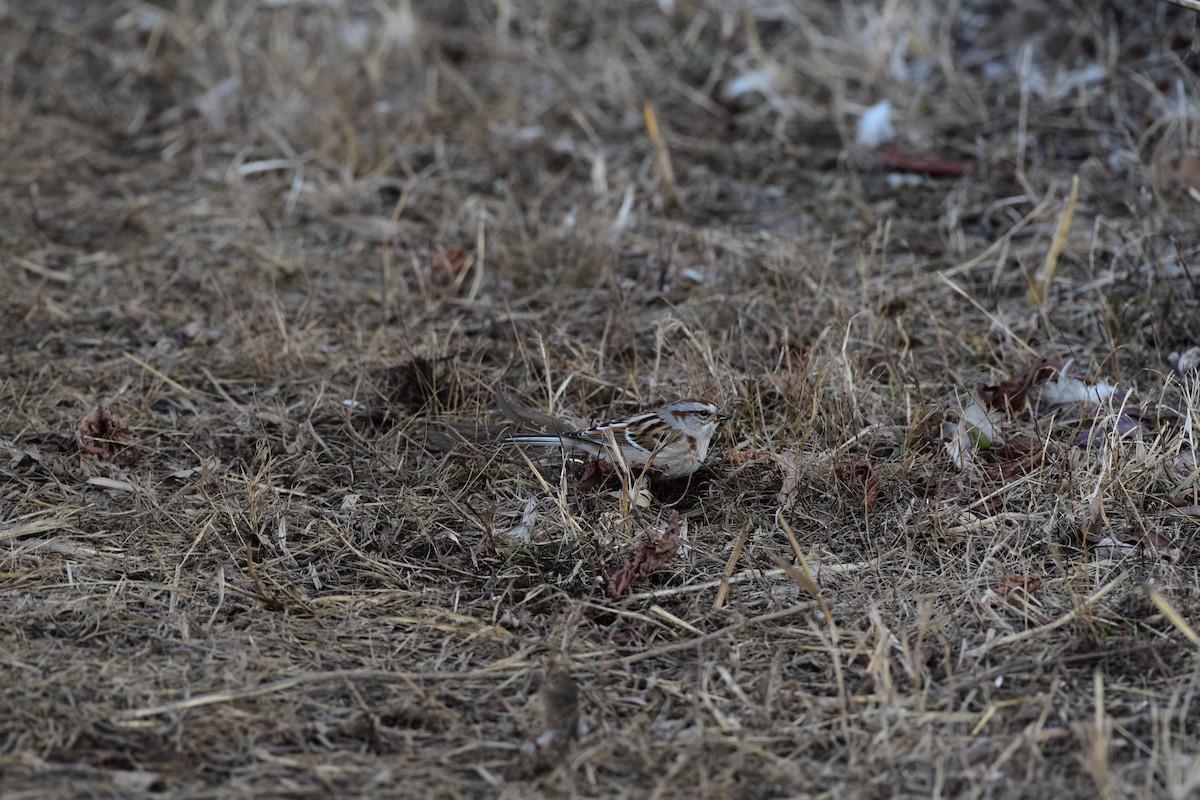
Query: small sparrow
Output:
[[503, 397, 731, 480]]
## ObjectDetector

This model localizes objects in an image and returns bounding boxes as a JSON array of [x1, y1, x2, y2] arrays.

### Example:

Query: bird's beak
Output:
[[716, 410, 732, 421]]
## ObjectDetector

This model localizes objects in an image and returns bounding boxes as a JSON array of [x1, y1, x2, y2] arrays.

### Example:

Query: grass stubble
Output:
[[2, 1, 1200, 797]]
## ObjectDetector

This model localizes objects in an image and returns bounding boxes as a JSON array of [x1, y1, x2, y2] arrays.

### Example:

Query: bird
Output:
[[502, 397, 731, 480]]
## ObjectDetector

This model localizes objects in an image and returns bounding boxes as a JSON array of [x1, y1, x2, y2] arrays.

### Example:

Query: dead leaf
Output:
[[578, 458, 617, 491], [728, 448, 807, 510], [166, 466, 201, 481], [605, 486, 652, 508], [1091, 529, 1180, 562], [990, 435, 1042, 460], [429, 244, 470, 286], [979, 357, 1062, 414], [835, 459, 880, 510], [983, 435, 1047, 480], [70, 407, 146, 467], [541, 657, 579, 746], [607, 511, 681, 599], [1171, 346, 1200, 375], [1142, 529, 1181, 560], [995, 573, 1044, 601]]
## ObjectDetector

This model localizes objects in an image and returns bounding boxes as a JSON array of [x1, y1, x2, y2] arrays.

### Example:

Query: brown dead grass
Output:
[[3, 1, 1200, 797]]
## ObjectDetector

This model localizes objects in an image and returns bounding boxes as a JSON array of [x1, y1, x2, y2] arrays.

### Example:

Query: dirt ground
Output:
[[3, 1, 1200, 798]]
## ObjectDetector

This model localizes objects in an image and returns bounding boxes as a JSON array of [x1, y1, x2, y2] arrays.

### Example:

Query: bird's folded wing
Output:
[[621, 413, 680, 453]]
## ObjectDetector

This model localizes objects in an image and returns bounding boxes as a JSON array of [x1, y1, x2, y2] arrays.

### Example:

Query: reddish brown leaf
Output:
[[726, 449, 807, 511], [982, 435, 1047, 480], [986, 453, 1044, 481], [1096, 529, 1181, 561], [428, 245, 470, 286], [990, 435, 1041, 459], [979, 357, 1063, 414], [996, 573, 1044, 600], [577, 458, 618, 491], [607, 511, 681, 599], [70, 407, 146, 467], [835, 459, 880, 510], [877, 145, 974, 177]]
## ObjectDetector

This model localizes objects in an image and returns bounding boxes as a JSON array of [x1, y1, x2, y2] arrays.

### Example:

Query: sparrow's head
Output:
[[660, 398, 731, 440]]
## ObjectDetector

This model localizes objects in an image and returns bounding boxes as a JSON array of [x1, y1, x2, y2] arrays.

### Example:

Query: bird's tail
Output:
[[502, 434, 570, 448]]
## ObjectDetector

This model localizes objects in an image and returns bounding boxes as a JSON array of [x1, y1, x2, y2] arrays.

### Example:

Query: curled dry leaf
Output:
[[1035, 362, 1145, 445], [1036, 361, 1121, 410], [979, 356, 1062, 414], [607, 510, 681, 599], [578, 458, 618, 492], [428, 244, 470, 287], [727, 448, 805, 510], [1092, 529, 1181, 562], [1164, 502, 1200, 517], [834, 459, 880, 510], [995, 573, 1044, 601], [70, 407, 147, 467], [605, 486, 652, 508], [982, 435, 1046, 481]]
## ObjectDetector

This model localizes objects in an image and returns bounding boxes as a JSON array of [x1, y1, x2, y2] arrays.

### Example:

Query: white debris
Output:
[[945, 399, 1003, 470], [725, 68, 777, 100], [1169, 346, 1200, 375], [1036, 360, 1118, 406], [856, 100, 894, 149], [497, 498, 540, 544], [611, 184, 636, 235], [886, 173, 925, 188]]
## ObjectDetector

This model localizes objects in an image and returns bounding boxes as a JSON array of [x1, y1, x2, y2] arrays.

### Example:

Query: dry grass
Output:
[[3, 1, 1200, 797]]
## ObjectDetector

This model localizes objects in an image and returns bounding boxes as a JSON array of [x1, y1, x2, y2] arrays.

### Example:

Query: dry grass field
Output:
[[4, 1, 1200, 797]]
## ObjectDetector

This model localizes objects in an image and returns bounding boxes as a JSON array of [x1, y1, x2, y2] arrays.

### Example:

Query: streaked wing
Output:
[[567, 412, 675, 456]]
